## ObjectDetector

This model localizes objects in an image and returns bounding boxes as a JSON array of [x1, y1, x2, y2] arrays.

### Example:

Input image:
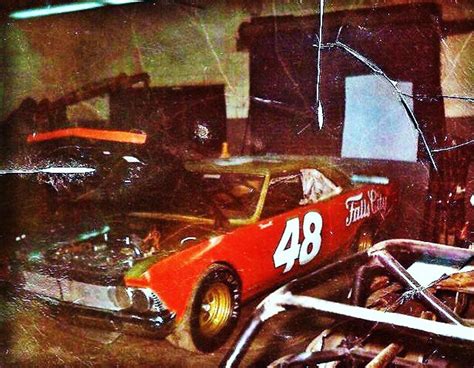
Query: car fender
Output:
[[125, 236, 240, 321]]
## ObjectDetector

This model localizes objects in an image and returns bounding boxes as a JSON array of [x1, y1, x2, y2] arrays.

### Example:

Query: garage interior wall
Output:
[[1, 1, 471, 142], [0, 0, 472, 241]]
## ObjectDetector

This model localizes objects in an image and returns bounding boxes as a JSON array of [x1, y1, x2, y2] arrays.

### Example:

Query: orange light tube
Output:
[[27, 128, 147, 144]]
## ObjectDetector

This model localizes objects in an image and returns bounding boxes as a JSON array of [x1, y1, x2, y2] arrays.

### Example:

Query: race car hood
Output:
[[22, 216, 220, 285]]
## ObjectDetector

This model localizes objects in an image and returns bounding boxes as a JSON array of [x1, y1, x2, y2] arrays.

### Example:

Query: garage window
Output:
[[341, 75, 418, 162]]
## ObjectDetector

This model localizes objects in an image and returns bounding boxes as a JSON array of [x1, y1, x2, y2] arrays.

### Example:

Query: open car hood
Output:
[[22, 215, 218, 285]]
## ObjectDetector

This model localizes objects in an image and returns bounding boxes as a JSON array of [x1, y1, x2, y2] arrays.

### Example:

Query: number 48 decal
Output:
[[273, 212, 323, 273]]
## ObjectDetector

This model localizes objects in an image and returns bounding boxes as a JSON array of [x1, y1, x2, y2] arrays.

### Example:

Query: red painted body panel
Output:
[[126, 181, 396, 321]]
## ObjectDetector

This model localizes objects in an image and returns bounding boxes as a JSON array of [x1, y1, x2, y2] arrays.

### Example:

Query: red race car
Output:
[[20, 155, 397, 352]]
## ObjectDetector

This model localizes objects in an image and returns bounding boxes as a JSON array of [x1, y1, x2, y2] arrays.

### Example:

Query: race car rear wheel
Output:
[[167, 264, 241, 353], [354, 226, 374, 252]]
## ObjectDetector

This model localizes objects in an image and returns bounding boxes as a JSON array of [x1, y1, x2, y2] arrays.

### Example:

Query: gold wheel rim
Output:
[[357, 231, 373, 252], [199, 282, 233, 338]]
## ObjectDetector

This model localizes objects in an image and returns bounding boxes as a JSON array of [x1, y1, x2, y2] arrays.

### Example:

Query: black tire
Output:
[[167, 264, 241, 352]]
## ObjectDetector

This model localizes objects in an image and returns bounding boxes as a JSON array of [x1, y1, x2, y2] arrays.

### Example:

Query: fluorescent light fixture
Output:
[[104, 0, 143, 4], [10, 2, 104, 19], [10, 0, 143, 20]]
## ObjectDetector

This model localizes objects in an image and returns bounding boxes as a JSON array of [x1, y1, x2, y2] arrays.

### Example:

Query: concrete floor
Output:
[[0, 289, 334, 367]]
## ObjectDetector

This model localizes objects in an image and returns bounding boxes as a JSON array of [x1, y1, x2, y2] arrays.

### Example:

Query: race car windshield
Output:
[[200, 173, 264, 219], [154, 172, 265, 221]]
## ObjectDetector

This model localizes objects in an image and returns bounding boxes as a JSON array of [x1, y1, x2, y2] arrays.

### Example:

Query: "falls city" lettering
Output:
[[345, 190, 388, 226]]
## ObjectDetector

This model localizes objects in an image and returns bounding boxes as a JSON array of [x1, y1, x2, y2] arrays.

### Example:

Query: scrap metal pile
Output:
[[222, 240, 474, 367]]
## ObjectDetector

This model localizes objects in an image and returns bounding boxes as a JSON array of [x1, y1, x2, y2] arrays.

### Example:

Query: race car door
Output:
[[236, 170, 336, 298]]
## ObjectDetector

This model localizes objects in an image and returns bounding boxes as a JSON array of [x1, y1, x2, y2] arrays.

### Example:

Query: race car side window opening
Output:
[[299, 169, 342, 205], [262, 169, 341, 219]]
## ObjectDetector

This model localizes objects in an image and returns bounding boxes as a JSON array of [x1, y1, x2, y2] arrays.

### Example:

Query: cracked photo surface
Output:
[[0, 1, 472, 367]]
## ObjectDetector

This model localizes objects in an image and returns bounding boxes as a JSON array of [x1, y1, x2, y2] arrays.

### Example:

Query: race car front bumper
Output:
[[21, 270, 176, 338], [51, 301, 176, 338]]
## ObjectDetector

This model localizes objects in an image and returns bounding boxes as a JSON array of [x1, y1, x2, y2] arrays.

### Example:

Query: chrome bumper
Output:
[[22, 270, 175, 338], [50, 301, 176, 338]]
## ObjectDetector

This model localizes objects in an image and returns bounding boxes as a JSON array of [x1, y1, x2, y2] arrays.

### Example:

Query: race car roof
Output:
[[185, 155, 351, 185]]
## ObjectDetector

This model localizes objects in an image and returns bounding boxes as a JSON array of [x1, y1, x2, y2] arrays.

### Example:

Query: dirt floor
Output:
[[0, 287, 335, 367]]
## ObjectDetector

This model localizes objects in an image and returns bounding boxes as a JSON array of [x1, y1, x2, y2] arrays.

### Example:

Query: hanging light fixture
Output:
[[10, 0, 143, 20]]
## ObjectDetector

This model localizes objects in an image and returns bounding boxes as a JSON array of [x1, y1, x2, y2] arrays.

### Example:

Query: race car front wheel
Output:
[[167, 264, 241, 353], [190, 264, 241, 352]]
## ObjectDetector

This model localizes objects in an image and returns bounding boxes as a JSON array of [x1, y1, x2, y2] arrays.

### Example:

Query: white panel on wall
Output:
[[341, 75, 418, 162]]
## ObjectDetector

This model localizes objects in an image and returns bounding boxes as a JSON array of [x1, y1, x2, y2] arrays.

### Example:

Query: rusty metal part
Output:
[[352, 263, 380, 306], [366, 343, 403, 368], [373, 249, 466, 325], [221, 240, 474, 368], [435, 271, 474, 294], [268, 348, 349, 367], [365, 282, 403, 309], [350, 347, 447, 367], [268, 346, 444, 367], [372, 239, 473, 263]]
